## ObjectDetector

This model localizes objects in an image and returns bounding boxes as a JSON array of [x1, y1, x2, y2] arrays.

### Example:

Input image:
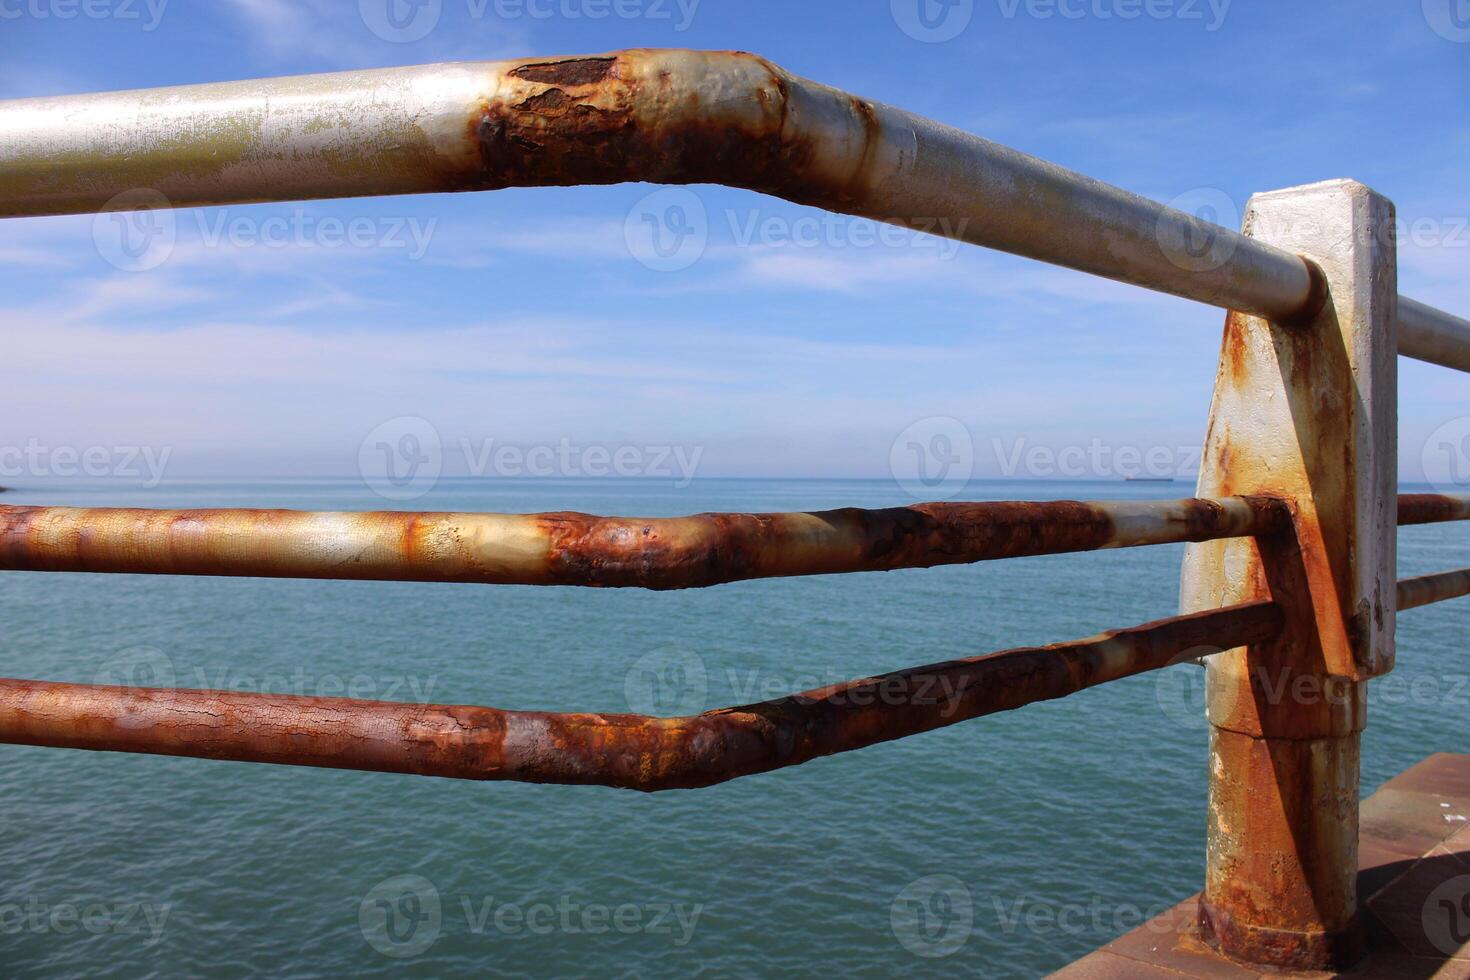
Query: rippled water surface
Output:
[[0, 479, 1465, 978]]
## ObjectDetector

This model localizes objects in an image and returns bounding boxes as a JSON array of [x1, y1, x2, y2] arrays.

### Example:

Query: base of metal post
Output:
[[1196, 725, 1366, 972], [1197, 901, 1365, 972]]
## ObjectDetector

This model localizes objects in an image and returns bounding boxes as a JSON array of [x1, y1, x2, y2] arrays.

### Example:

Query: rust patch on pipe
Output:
[[0, 601, 1283, 791], [510, 57, 617, 86], [0, 497, 1288, 590], [464, 49, 865, 212]]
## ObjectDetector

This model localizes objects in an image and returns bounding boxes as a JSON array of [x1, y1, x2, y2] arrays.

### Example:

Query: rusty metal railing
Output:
[[0, 497, 1462, 790], [0, 497, 1289, 587], [2, 50, 1468, 370], [0, 602, 1284, 791], [0, 559, 1463, 792], [1, 48, 1468, 974]]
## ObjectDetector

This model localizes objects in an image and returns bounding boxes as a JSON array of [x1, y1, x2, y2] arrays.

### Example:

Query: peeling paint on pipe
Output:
[[0, 601, 1282, 791], [0, 497, 1288, 590]]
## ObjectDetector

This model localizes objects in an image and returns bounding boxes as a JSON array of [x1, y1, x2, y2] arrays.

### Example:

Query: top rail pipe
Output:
[[0, 50, 1314, 321], [1, 47, 1463, 370], [0, 496, 1285, 590], [4, 49, 1464, 367], [1400, 299, 1470, 373]]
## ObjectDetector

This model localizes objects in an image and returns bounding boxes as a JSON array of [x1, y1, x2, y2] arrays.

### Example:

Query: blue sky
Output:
[[0, 0, 1466, 486]]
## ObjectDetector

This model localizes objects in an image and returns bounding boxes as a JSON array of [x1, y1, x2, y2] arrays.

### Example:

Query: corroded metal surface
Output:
[[1398, 493, 1470, 526], [1180, 182, 1399, 972], [0, 50, 1315, 323], [0, 497, 1288, 590], [3, 50, 1465, 368], [0, 601, 1282, 791], [1183, 181, 1399, 684], [1198, 728, 1363, 970], [2, 51, 1466, 367], [1396, 568, 1470, 611]]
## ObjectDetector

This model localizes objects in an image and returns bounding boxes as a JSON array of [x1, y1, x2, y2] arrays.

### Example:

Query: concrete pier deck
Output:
[[1054, 753, 1470, 978]]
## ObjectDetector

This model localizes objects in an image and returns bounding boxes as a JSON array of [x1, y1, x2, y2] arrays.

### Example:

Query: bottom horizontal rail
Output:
[[1397, 568, 1470, 612], [0, 602, 1282, 792]]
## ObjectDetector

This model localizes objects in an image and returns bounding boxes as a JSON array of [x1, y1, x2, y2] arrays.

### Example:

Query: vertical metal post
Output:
[[1180, 180, 1398, 970]]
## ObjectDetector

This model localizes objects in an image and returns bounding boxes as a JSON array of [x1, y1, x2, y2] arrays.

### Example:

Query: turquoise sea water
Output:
[[0, 478, 1465, 978]]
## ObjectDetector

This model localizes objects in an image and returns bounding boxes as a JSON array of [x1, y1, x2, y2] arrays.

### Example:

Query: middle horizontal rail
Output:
[[0, 497, 1287, 590]]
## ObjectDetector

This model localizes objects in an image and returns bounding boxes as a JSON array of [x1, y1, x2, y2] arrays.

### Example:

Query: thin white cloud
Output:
[[220, 0, 531, 67], [220, 0, 375, 64]]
